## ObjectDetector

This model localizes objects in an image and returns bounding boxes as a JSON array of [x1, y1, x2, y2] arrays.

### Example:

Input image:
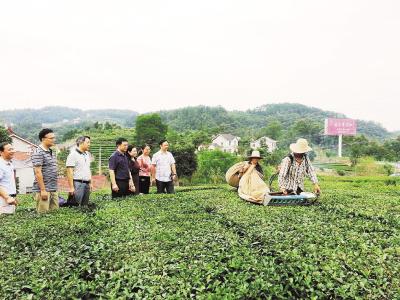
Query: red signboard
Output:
[[325, 118, 357, 136]]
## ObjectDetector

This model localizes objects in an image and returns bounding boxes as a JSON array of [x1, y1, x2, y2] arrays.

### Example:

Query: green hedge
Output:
[[0, 177, 399, 299]]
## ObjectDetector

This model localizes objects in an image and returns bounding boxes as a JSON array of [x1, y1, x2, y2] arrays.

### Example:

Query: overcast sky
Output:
[[1, 1, 399, 131]]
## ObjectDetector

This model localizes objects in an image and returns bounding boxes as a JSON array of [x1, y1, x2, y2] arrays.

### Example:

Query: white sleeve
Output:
[[170, 153, 175, 165], [66, 153, 76, 167], [151, 154, 158, 165]]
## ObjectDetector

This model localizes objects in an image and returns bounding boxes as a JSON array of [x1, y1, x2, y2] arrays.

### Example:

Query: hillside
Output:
[[159, 103, 390, 140], [0, 103, 392, 142], [0, 106, 138, 126], [0, 107, 138, 142]]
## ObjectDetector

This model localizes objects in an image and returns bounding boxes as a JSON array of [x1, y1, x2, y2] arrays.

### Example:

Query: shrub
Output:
[[194, 150, 240, 184]]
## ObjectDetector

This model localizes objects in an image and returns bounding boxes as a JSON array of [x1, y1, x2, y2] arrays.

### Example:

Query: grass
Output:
[[1, 176, 399, 299]]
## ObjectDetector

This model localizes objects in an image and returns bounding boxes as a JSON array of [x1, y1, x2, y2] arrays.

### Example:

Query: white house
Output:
[[208, 134, 240, 153], [8, 129, 38, 194], [250, 136, 277, 153]]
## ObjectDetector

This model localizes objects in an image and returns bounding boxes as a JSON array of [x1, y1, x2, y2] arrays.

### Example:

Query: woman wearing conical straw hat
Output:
[[237, 150, 272, 206], [278, 138, 321, 196]]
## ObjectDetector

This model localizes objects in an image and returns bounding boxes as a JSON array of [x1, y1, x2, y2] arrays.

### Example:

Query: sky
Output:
[[0, 0, 399, 131]]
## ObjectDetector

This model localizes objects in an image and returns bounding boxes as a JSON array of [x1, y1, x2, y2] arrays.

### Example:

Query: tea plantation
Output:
[[1, 177, 399, 299]]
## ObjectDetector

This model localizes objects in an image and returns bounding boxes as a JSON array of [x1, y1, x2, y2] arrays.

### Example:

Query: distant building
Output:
[[197, 144, 208, 152], [7, 128, 38, 194], [208, 134, 240, 153], [58, 140, 76, 153], [250, 136, 277, 153]]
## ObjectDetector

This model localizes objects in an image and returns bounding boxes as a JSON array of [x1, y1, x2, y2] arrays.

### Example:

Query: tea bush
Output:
[[1, 176, 399, 299]]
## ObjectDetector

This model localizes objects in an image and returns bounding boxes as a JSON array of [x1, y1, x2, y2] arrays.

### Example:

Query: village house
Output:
[[250, 136, 277, 153], [7, 128, 38, 194], [208, 134, 240, 153]]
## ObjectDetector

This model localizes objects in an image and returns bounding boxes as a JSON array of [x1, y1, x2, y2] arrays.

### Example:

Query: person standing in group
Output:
[[137, 144, 152, 194], [109, 138, 135, 199], [66, 136, 93, 206], [32, 128, 59, 213], [152, 140, 177, 194], [127, 145, 140, 195], [0, 142, 18, 214]]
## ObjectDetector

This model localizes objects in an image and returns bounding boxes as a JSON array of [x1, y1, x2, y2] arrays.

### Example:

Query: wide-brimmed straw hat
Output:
[[290, 138, 312, 154], [248, 150, 263, 159]]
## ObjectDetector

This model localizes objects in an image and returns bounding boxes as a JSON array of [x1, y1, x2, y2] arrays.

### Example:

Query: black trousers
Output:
[[139, 176, 151, 194], [156, 180, 175, 194], [112, 179, 130, 199]]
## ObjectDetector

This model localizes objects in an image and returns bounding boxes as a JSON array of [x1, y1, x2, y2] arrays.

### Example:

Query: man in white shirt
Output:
[[152, 140, 177, 194], [0, 142, 17, 214], [66, 136, 93, 206]]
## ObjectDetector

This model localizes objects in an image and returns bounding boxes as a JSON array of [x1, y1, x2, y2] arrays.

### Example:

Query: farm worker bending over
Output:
[[278, 138, 321, 195]]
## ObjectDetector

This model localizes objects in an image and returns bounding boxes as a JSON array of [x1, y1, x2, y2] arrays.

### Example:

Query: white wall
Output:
[[211, 136, 239, 153], [250, 137, 277, 152], [11, 137, 35, 153], [15, 168, 35, 194]]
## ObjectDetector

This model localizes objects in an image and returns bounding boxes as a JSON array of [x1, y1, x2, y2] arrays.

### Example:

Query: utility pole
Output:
[[338, 134, 343, 157], [98, 146, 102, 175]]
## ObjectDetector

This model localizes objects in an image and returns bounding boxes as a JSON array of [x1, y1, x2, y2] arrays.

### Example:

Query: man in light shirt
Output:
[[152, 140, 177, 194], [66, 136, 93, 206], [0, 142, 17, 214]]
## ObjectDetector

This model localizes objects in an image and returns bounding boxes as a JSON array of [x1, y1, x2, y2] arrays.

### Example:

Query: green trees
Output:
[[170, 144, 197, 180], [0, 127, 12, 144], [382, 137, 400, 162], [260, 120, 283, 141], [195, 150, 239, 184], [343, 135, 400, 165], [135, 114, 168, 149], [289, 119, 323, 144]]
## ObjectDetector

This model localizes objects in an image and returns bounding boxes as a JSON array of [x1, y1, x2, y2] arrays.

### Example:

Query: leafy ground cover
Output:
[[1, 176, 399, 299]]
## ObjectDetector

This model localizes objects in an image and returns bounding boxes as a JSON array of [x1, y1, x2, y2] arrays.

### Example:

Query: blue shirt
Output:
[[109, 151, 131, 180], [0, 157, 16, 195]]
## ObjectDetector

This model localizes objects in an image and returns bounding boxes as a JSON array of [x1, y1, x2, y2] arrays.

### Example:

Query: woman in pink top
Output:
[[137, 144, 152, 194]]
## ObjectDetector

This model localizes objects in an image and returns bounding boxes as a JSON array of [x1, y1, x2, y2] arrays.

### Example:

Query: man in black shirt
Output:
[[109, 138, 135, 199]]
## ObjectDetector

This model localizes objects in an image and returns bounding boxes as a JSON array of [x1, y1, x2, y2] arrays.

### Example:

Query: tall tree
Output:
[[135, 114, 168, 149], [0, 127, 12, 144], [170, 144, 197, 179], [261, 120, 283, 140]]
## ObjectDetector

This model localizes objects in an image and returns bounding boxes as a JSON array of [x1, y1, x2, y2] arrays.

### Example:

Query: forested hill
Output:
[[0, 103, 391, 141], [0, 106, 138, 126], [159, 103, 390, 140], [0, 107, 138, 142]]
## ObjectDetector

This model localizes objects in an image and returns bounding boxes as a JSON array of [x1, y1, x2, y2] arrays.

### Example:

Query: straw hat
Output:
[[248, 150, 263, 159], [290, 138, 312, 153]]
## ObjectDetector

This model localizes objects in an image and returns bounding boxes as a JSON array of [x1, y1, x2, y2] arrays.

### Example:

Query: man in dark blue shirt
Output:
[[109, 138, 135, 199]]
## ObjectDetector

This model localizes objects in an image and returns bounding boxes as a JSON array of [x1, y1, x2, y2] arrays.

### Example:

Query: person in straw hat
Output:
[[278, 138, 321, 195], [237, 150, 271, 205], [238, 150, 264, 180], [225, 150, 264, 188]]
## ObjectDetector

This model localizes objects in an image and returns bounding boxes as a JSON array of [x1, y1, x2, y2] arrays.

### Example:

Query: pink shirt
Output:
[[137, 155, 152, 177]]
